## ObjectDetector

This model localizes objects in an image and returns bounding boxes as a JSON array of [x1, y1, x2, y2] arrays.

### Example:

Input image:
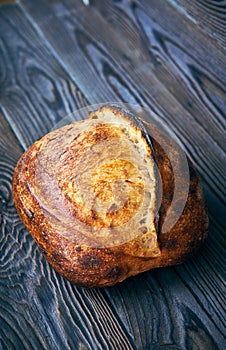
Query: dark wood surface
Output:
[[0, 1, 225, 349]]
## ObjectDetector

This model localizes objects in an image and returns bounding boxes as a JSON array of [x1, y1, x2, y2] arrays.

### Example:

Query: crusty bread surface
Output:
[[12, 105, 208, 287]]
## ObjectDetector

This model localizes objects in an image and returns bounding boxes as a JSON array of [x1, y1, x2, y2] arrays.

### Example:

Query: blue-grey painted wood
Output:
[[169, 0, 226, 47], [0, 1, 225, 349], [0, 5, 89, 149]]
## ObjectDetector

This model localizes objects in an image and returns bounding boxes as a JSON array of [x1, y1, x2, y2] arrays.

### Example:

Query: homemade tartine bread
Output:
[[12, 105, 208, 287]]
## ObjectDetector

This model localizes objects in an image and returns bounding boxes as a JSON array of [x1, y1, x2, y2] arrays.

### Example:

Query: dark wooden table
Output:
[[0, 1, 225, 349]]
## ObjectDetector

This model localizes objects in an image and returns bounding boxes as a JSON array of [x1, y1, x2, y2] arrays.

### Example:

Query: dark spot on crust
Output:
[[91, 115, 98, 119], [78, 254, 102, 269], [91, 209, 98, 220], [189, 164, 197, 180], [187, 238, 200, 252], [140, 218, 146, 225], [75, 246, 82, 252], [164, 238, 177, 250], [51, 250, 63, 266], [156, 151, 164, 164], [188, 185, 197, 196], [39, 246, 47, 255], [105, 266, 122, 279], [42, 229, 49, 242], [140, 226, 148, 234], [107, 203, 118, 214]]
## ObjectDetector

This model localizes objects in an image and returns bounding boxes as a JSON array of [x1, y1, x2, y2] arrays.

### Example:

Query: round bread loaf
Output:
[[12, 105, 208, 287]]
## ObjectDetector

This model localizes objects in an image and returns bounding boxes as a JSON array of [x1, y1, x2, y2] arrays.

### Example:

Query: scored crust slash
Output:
[[12, 105, 208, 288]]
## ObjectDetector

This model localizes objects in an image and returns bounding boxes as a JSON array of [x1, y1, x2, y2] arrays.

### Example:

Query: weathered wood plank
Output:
[[0, 1, 225, 349], [20, 0, 120, 104], [171, 0, 226, 47], [0, 5, 88, 149], [105, 265, 224, 349]]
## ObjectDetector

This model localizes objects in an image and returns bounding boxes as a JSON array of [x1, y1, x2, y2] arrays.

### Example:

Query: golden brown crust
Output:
[[12, 105, 208, 288]]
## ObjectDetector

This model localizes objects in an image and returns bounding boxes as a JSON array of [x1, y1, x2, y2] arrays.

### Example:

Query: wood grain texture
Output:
[[0, 0, 225, 349], [0, 5, 88, 149], [171, 0, 226, 47]]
